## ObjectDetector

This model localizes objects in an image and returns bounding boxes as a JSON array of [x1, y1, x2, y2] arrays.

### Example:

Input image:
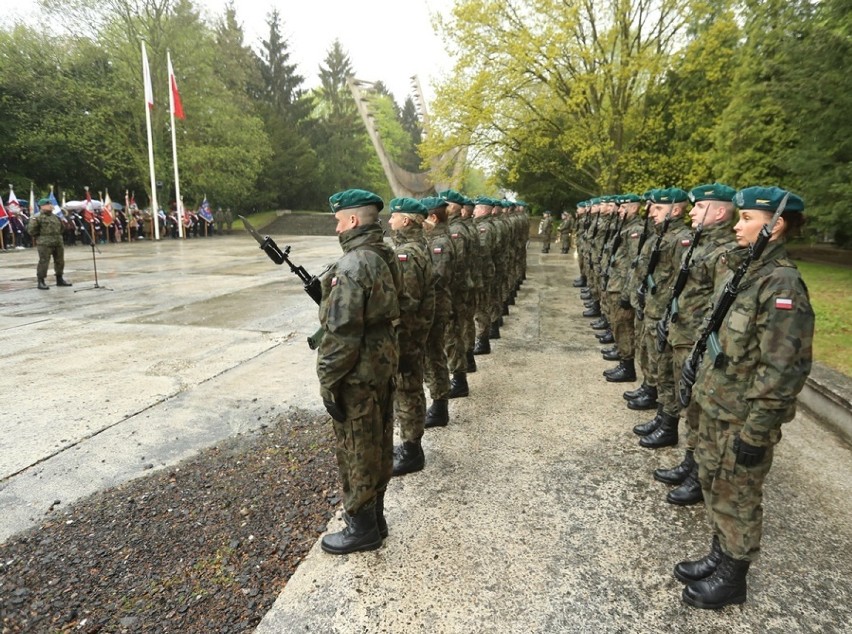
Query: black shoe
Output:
[[342, 491, 388, 538], [606, 358, 636, 383], [654, 449, 694, 485], [640, 412, 678, 448], [473, 337, 491, 355], [627, 386, 658, 410], [37, 279, 49, 290], [675, 536, 723, 583], [321, 503, 383, 554], [623, 383, 649, 401], [392, 440, 425, 476], [572, 276, 587, 288], [582, 304, 601, 318], [489, 321, 501, 339], [596, 331, 615, 344], [682, 552, 749, 609], [583, 300, 596, 309], [633, 405, 663, 436], [507, 294, 515, 306], [590, 318, 608, 330], [56, 277, 72, 287], [466, 349, 477, 373], [497, 315, 504, 327], [502, 303, 509, 316], [447, 372, 469, 398], [602, 348, 620, 361], [561, 248, 568, 254], [424, 399, 449, 428], [667, 463, 703, 506], [580, 290, 593, 300]]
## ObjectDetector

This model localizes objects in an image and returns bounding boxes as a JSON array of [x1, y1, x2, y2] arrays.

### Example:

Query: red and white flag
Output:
[[102, 190, 114, 226], [775, 298, 793, 310], [167, 53, 185, 120], [84, 187, 94, 224], [142, 43, 154, 111]]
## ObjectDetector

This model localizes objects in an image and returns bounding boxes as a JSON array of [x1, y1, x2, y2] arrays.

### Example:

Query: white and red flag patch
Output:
[[331, 277, 338, 287], [775, 298, 793, 310], [433, 247, 443, 254], [681, 239, 691, 247], [398, 253, 409, 262]]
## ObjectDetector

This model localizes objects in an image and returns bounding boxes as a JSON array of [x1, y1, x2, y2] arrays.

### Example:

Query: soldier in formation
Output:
[[572, 184, 813, 609]]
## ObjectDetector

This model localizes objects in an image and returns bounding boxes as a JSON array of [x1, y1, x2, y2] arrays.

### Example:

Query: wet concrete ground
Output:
[[2, 237, 851, 632]]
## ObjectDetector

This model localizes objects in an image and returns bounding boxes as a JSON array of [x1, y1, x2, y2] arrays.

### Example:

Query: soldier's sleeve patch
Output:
[[451, 233, 460, 238], [681, 239, 691, 247], [630, 232, 639, 239], [479, 227, 487, 233], [433, 247, 443, 254], [398, 253, 408, 262], [331, 277, 338, 287], [775, 298, 793, 310]]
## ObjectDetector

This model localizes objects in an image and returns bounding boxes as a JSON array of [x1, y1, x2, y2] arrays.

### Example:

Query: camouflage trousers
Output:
[[445, 302, 469, 374], [395, 350, 426, 443], [634, 314, 651, 383], [654, 336, 676, 416], [475, 284, 494, 337], [424, 316, 450, 399], [492, 268, 505, 319], [37, 243, 65, 280], [662, 344, 701, 448], [460, 289, 477, 352], [332, 378, 394, 515], [608, 292, 635, 359], [639, 316, 665, 388], [695, 409, 775, 562], [561, 235, 572, 251]]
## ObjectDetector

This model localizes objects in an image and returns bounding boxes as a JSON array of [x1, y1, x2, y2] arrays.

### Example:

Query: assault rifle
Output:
[[635, 208, 673, 319], [678, 193, 790, 407], [240, 215, 329, 349], [656, 204, 711, 352]]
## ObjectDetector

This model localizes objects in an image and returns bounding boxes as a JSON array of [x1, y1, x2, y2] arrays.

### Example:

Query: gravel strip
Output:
[[0, 410, 338, 633]]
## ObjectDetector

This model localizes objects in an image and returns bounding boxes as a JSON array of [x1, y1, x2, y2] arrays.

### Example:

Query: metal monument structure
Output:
[[347, 76, 466, 198]]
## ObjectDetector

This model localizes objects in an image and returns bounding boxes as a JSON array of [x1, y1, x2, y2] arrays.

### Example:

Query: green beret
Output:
[[543, 210, 552, 215], [734, 186, 804, 213], [420, 196, 449, 210], [389, 197, 428, 216], [619, 194, 642, 204], [37, 197, 52, 206], [589, 197, 602, 205], [516, 200, 526, 207], [689, 183, 736, 203], [667, 187, 689, 203], [652, 188, 688, 204], [463, 196, 474, 206], [438, 189, 466, 205], [577, 200, 588, 208], [328, 188, 384, 213], [473, 196, 494, 206], [642, 190, 654, 200]]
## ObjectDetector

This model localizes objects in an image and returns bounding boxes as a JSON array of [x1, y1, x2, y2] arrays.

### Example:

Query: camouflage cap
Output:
[[688, 183, 736, 203], [328, 188, 384, 213], [438, 189, 466, 205], [420, 196, 449, 211], [389, 197, 428, 216], [734, 186, 804, 213]]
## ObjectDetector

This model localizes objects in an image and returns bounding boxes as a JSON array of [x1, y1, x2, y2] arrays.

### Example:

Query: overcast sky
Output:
[[7, 0, 457, 105]]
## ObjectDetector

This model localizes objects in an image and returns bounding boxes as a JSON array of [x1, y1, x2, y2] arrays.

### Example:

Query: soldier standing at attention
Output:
[[421, 196, 456, 428], [214, 207, 225, 235], [472, 197, 497, 355], [461, 196, 481, 370], [387, 198, 435, 476], [675, 186, 813, 609], [224, 208, 234, 234], [26, 198, 72, 290], [538, 209, 553, 253], [557, 210, 575, 253], [317, 189, 401, 555]]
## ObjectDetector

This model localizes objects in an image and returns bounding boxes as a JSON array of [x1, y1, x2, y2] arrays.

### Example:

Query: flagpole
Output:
[[167, 50, 185, 239], [141, 41, 160, 241]]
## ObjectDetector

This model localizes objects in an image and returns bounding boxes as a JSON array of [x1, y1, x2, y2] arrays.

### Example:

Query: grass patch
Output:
[[796, 261, 852, 376]]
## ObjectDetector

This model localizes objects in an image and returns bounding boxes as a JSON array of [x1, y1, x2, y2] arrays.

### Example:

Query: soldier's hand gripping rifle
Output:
[[678, 193, 790, 407], [602, 210, 626, 291], [656, 204, 711, 352], [636, 207, 673, 320], [596, 212, 616, 269], [630, 203, 652, 271], [586, 210, 601, 272], [239, 215, 328, 349]]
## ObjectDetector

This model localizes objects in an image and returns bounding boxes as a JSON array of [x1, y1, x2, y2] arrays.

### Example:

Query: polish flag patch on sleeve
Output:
[[630, 232, 639, 239], [775, 298, 793, 310], [681, 239, 691, 247], [398, 253, 409, 262], [331, 277, 338, 287], [451, 233, 460, 238], [433, 247, 443, 254]]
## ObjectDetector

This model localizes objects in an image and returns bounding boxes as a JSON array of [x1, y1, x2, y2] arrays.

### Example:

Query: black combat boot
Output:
[[580, 289, 593, 300], [473, 337, 491, 355], [424, 399, 449, 428], [667, 461, 703, 506], [590, 318, 609, 330], [342, 491, 389, 538], [682, 552, 750, 609], [583, 300, 597, 309], [447, 372, 469, 398], [507, 293, 515, 306], [37, 278, 49, 290], [582, 302, 601, 318], [489, 321, 501, 339], [497, 315, 504, 327], [654, 449, 694, 485], [640, 411, 678, 448], [321, 502, 383, 554], [623, 383, 649, 400], [606, 358, 636, 383], [501, 303, 509, 316], [675, 535, 723, 583], [602, 348, 620, 361], [627, 384, 658, 410], [633, 404, 663, 436], [466, 349, 478, 372], [597, 331, 615, 344], [56, 277, 72, 287], [572, 275, 587, 287], [392, 439, 425, 476], [603, 361, 624, 378]]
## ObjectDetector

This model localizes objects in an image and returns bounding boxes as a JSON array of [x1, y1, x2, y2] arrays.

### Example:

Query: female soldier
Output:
[[674, 186, 814, 609]]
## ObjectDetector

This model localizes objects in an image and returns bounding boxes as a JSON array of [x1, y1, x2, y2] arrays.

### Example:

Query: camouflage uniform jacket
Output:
[[392, 225, 435, 358], [557, 216, 574, 238], [426, 222, 456, 316], [459, 216, 482, 290], [645, 220, 691, 320], [668, 221, 737, 347], [607, 214, 643, 294], [694, 241, 814, 447], [317, 223, 401, 401], [26, 212, 64, 247], [448, 215, 474, 294], [538, 216, 553, 238], [474, 215, 496, 285]]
